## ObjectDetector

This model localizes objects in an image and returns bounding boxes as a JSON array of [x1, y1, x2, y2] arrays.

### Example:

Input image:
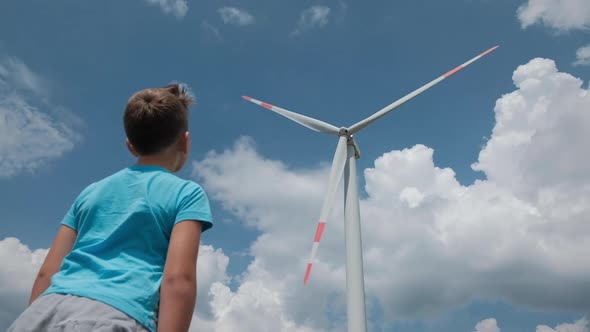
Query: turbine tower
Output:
[[243, 46, 499, 332]]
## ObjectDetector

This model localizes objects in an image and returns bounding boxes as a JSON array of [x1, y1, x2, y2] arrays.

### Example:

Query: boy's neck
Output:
[[136, 155, 178, 173]]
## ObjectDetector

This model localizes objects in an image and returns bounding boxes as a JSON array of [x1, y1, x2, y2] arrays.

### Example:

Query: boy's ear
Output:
[[181, 131, 191, 155], [126, 138, 139, 157]]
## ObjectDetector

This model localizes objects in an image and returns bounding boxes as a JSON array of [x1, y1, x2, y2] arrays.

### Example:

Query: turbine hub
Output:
[[338, 127, 350, 137]]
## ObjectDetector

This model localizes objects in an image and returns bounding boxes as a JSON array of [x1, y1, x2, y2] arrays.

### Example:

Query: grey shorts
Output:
[[7, 293, 149, 332]]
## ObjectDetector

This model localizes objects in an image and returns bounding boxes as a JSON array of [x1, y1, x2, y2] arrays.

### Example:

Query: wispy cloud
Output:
[[218, 7, 255, 26], [292, 5, 331, 36], [517, 0, 590, 31], [201, 21, 222, 40], [0, 56, 48, 98], [0, 55, 81, 178], [574, 44, 590, 66], [143, 0, 188, 18]]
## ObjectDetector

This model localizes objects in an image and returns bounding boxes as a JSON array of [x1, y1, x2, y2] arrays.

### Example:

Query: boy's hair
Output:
[[124, 84, 193, 155]]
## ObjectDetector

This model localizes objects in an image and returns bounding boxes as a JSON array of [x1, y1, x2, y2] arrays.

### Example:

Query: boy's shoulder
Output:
[[80, 166, 206, 199], [121, 166, 205, 193]]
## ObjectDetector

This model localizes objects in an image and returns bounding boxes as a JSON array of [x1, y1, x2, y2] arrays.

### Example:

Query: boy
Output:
[[8, 84, 213, 332]]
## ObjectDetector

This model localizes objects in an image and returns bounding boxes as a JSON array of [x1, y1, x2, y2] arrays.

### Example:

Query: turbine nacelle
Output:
[[348, 136, 361, 159]]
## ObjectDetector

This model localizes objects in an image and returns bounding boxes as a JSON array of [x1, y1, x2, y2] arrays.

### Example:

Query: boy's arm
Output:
[[29, 225, 77, 304], [158, 220, 202, 332]]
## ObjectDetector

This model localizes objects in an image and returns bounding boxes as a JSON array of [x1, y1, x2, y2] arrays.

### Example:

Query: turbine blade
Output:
[[243, 96, 340, 135], [348, 45, 499, 134], [304, 135, 348, 284]]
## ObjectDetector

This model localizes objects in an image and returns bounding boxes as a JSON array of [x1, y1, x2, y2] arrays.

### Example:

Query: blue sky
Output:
[[1, 1, 589, 331]]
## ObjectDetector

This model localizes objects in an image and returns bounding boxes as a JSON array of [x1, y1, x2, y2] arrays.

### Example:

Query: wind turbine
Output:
[[242, 46, 499, 332]]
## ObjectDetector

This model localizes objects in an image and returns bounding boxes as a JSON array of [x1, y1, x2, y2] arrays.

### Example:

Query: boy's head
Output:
[[124, 84, 193, 170]]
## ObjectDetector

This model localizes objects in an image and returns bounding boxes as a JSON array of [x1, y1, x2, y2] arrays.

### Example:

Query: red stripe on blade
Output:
[[260, 102, 273, 110], [479, 45, 499, 58], [242, 96, 252, 101], [304, 263, 313, 284], [314, 222, 326, 242], [443, 65, 463, 78]]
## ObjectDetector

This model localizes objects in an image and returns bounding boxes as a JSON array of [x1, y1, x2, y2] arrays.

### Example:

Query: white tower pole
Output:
[[343, 139, 367, 332]]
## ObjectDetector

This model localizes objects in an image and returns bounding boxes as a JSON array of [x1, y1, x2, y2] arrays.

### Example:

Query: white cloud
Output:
[[537, 317, 589, 332], [472, 58, 590, 227], [193, 245, 230, 320], [0, 56, 80, 178], [517, 0, 590, 30], [474, 318, 501, 332], [193, 139, 345, 330], [201, 21, 222, 40], [0, 57, 47, 97], [193, 271, 316, 332], [292, 5, 331, 35], [399, 186, 425, 208], [218, 7, 254, 27], [473, 317, 589, 332], [0, 238, 48, 331], [191, 57, 590, 329], [0, 95, 78, 177], [144, 0, 188, 18], [574, 44, 590, 66]]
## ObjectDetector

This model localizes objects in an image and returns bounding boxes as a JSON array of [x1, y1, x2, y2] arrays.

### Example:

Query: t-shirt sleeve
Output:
[[175, 182, 213, 232], [60, 182, 96, 231], [61, 202, 77, 231]]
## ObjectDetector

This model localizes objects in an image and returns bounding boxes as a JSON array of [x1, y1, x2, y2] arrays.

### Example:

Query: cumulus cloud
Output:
[[193, 268, 317, 332], [472, 58, 590, 235], [517, 0, 590, 30], [473, 317, 589, 332], [193, 139, 345, 330], [0, 238, 48, 331], [218, 7, 254, 27], [474, 318, 501, 332], [0, 237, 229, 331], [0, 55, 80, 178], [193, 245, 231, 320], [537, 317, 589, 332], [143, 0, 188, 18], [574, 44, 590, 66], [191, 57, 590, 329], [292, 5, 331, 35]]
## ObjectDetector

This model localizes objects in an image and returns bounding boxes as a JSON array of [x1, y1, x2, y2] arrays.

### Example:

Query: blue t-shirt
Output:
[[43, 165, 213, 332]]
